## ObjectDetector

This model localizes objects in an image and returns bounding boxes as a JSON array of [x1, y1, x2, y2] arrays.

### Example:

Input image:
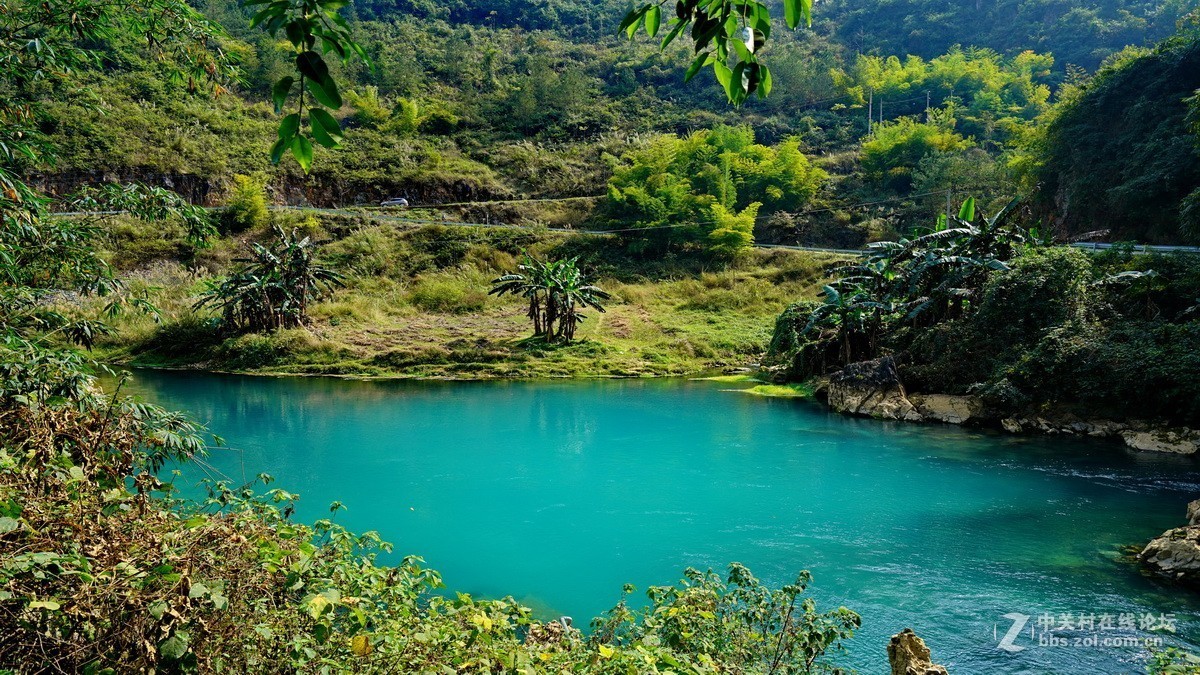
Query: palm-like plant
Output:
[[785, 197, 1039, 373], [195, 226, 342, 333], [490, 255, 610, 343]]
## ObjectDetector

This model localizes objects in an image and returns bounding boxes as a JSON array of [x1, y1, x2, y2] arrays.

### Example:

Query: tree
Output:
[[769, 197, 1037, 378], [0, 0, 225, 401], [708, 202, 760, 257], [860, 115, 973, 192], [196, 226, 343, 333], [489, 256, 610, 343], [223, 174, 272, 232], [604, 126, 825, 254], [1036, 32, 1200, 243]]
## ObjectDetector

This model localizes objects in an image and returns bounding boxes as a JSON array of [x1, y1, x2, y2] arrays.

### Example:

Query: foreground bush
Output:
[[0, 389, 859, 673]]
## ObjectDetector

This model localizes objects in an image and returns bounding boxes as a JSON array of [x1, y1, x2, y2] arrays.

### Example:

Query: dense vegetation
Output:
[[26, 0, 1198, 247], [0, 1, 866, 671], [89, 212, 838, 378], [1036, 33, 1200, 243], [768, 202, 1200, 427], [821, 0, 1189, 71]]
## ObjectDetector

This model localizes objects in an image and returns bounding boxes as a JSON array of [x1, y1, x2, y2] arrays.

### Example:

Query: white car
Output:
[[380, 197, 409, 207]]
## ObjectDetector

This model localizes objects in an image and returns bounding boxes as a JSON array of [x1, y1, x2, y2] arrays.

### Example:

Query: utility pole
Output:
[[926, 90, 931, 122], [879, 98, 884, 125], [867, 89, 873, 135], [945, 188, 953, 224]]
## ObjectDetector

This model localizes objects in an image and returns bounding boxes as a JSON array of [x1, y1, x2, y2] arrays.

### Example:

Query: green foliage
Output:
[[222, 174, 272, 233], [1037, 32, 1200, 242], [823, 0, 1187, 72], [621, 0, 813, 104], [247, 0, 370, 171], [772, 196, 1200, 424], [1149, 647, 1200, 673], [860, 115, 973, 191], [196, 226, 343, 333], [490, 255, 610, 343], [835, 48, 1055, 144], [708, 202, 761, 257], [768, 198, 1036, 378], [605, 126, 825, 254]]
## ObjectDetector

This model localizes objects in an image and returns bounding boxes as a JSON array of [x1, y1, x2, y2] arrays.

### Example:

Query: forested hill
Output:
[[27, 0, 1200, 243], [822, 0, 1190, 70], [342, 0, 1188, 70], [1037, 33, 1200, 242]]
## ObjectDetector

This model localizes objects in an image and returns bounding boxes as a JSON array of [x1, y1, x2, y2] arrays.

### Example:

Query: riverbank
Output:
[[799, 355, 1200, 455], [83, 217, 844, 379]]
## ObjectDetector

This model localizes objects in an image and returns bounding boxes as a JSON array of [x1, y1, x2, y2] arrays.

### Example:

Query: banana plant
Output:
[[490, 255, 610, 343], [195, 226, 342, 333]]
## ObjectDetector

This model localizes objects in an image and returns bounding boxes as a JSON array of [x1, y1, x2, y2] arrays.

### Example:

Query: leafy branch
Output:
[[620, 0, 813, 104], [244, 0, 370, 172]]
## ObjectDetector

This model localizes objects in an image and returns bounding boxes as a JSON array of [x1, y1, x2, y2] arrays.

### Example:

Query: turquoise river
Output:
[[116, 369, 1200, 674]]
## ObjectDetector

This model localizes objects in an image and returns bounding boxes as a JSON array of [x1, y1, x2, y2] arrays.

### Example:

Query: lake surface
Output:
[[115, 369, 1200, 674]]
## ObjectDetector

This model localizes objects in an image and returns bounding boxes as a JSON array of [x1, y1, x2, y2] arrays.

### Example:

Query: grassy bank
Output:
[[86, 214, 842, 379]]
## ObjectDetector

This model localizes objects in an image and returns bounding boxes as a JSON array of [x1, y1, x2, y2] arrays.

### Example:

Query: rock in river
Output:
[[887, 628, 949, 675], [1140, 499, 1200, 585]]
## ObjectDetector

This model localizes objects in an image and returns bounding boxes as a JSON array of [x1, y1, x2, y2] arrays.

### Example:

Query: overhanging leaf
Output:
[[291, 135, 313, 173], [271, 76, 293, 114], [309, 108, 343, 148], [645, 5, 661, 36]]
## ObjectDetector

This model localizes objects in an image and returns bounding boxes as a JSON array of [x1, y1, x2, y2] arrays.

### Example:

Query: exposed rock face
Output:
[[816, 360, 1197, 451], [1121, 429, 1200, 455], [998, 417, 1200, 454], [1141, 528, 1200, 585], [825, 358, 983, 425], [910, 394, 982, 425], [887, 628, 949, 675], [1140, 500, 1200, 585], [827, 357, 922, 421], [1187, 499, 1200, 526]]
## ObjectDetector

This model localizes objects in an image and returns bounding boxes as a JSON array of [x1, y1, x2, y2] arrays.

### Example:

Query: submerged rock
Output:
[[887, 628, 949, 675], [1141, 500, 1200, 585]]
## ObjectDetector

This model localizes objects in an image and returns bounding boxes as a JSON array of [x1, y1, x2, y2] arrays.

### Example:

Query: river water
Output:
[[115, 369, 1200, 673]]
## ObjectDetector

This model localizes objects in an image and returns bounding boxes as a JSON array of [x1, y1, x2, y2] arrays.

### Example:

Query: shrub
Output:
[[142, 314, 223, 359], [220, 174, 270, 233]]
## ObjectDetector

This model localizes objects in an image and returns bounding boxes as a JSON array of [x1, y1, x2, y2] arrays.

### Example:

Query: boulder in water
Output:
[[1140, 500, 1200, 585], [887, 628, 949, 675]]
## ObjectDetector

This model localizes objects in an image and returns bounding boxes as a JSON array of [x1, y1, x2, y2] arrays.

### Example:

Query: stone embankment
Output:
[[812, 356, 1199, 454]]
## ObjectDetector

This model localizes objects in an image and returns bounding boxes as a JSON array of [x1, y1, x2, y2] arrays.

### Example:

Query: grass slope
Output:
[[87, 215, 842, 379]]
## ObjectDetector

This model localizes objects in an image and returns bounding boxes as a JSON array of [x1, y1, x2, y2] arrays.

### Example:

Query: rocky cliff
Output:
[[887, 628, 949, 675]]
